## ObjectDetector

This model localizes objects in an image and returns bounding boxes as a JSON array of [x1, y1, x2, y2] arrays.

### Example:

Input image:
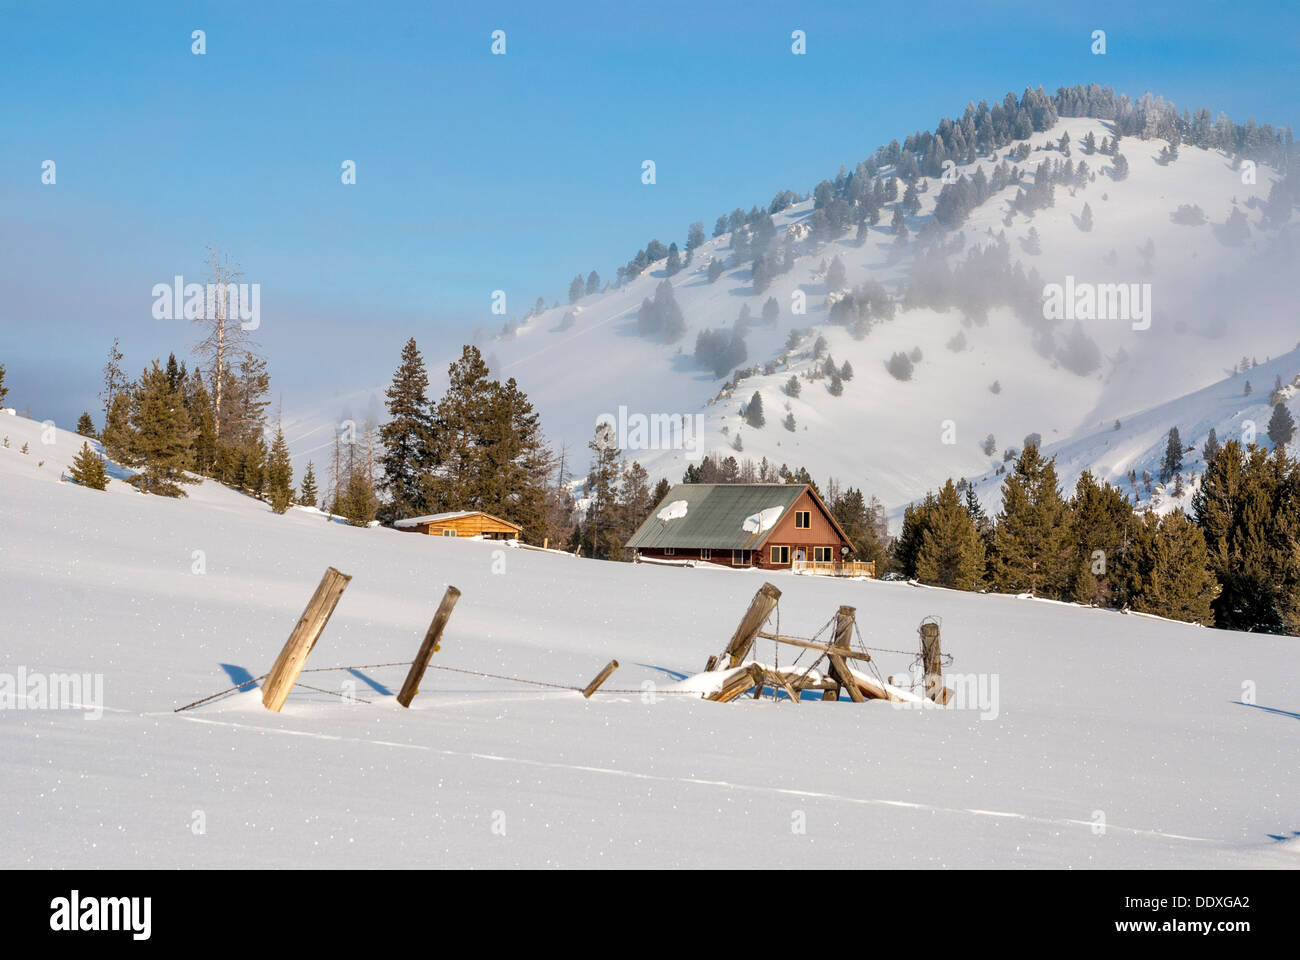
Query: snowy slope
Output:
[[960, 349, 1300, 521], [285, 116, 1297, 525], [3, 412, 1299, 868]]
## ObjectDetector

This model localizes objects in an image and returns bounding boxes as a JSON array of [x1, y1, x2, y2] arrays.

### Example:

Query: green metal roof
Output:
[[625, 483, 809, 550]]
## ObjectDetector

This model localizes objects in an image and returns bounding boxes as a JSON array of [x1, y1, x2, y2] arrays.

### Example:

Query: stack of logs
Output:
[[702, 582, 952, 704]]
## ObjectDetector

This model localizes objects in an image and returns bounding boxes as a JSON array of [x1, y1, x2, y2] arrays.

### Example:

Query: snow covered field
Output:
[[2, 412, 1298, 868]]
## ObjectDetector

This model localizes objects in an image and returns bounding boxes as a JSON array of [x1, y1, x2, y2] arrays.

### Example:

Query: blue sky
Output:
[[2, 0, 1297, 426]]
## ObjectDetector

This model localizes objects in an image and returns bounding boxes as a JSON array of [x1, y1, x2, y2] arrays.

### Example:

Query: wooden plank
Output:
[[581, 660, 619, 698], [766, 671, 801, 704], [756, 632, 874, 663], [396, 585, 462, 707], [723, 583, 781, 668], [706, 663, 765, 703], [827, 653, 865, 702], [262, 567, 352, 712]]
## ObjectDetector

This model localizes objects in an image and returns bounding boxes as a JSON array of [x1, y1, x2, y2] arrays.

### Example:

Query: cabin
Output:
[[626, 483, 865, 574], [395, 510, 522, 541]]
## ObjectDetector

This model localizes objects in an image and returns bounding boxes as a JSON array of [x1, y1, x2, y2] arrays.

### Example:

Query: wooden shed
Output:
[[394, 510, 522, 541]]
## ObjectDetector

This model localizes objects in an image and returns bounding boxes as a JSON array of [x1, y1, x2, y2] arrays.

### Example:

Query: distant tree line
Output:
[[892, 438, 1300, 635]]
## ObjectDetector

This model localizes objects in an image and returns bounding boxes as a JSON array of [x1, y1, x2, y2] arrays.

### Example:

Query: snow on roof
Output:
[[656, 500, 688, 522], [741, 506, 784, 534], [394, 511, 478, 528]]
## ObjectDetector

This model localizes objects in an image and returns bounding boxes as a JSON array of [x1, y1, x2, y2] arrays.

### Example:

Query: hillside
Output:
[[286, 111, 1299, 526], [2, 410, 1299, 868]]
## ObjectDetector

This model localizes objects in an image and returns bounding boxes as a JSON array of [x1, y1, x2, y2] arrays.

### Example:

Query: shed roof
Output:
[[394, 510, 522, 531], [626, 483, 820, 550]]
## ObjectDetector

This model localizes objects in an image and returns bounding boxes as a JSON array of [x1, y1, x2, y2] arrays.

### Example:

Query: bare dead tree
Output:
[[191, 244, 257, 442]]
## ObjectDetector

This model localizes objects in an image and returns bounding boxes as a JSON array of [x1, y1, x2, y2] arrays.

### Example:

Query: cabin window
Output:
[[814, 547, 833, 562], [664, 547, 675, 556], [699, 549, 711, 560], [770, 545, 790, 564], [731, 550, 748, 565], [442, 529, 456, 537], [794, 510, 811, 529]]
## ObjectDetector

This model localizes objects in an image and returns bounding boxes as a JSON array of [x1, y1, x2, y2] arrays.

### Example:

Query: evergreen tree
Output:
[[0, 362, 6, 407], [745, 391, 765, 428], [378, 338, 435, 522], [1267, 403, 1296, 446], [992, 443, 1071, 596], [651, 476, 671, 507], [894, 493, 938, 578], [827, 368, 843, 396], [75, 412, 96, 437], [242, 434, 268, 498], [425, 345, 494, 510], [1193, 440, 1300, 633], [340, 460, 378, 526], [267, 419, 294, 514], [915, 479, 986, 590], [188, 377, 217, 476], [1068, 471, 1136, 607], [128, 360, 196, 497], [785, 375, 801, 397], [1111, 154, 1129, 181], [1202, 428, 1221, 468], [299, 461, 318, 507], [826, 255, 847, 291], [67, 442, 108, 490], [615, 461, 653, 547], [840, 360, 854, 381], [100, 388, 135, 466], [707, 258, 724, 283], [1161, 427, 1183, 482], [1079, 203, 1093, 232], [568, 275, 584, 304], [585, 270, 600, 295], [665, 243, 682, 277], [478, 376, 555, 544], [1128, 511, 1219, 624]]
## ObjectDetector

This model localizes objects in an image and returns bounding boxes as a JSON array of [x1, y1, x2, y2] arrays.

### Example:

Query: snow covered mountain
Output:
[[287, 110, 1299, 527]]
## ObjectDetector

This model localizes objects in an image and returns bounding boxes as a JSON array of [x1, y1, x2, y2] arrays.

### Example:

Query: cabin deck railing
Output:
[[791, 559, 876, 578]]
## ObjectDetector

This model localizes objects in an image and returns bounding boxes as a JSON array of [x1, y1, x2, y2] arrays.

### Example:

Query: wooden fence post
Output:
[[262, 567, 352, 712], [397, 586, 462, 708], [825, 605, 864, 703], [719, 582, 781, 669], [920, 620, 942, 702], [581, 660, 619, 698]]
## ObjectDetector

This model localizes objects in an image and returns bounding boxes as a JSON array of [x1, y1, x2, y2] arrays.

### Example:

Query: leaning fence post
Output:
[[581, 660, 619, 698], [397, 586, 462, 707], [262, 567, 352, 712], [718, 582, 782, 669]]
